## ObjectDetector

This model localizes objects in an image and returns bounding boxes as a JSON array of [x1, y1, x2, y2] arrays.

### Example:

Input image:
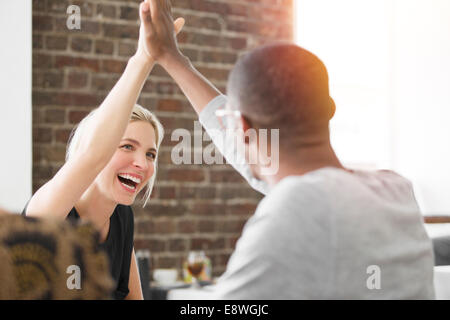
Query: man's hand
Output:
[[136, 0, 185, 63]]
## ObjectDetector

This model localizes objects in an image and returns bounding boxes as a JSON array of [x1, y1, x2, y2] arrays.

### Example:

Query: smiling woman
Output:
[[22, 0, 184, 300], [66, 104, 164, 207]]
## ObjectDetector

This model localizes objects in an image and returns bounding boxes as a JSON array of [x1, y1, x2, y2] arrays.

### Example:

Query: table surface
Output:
[[167, 284, 217, 300]]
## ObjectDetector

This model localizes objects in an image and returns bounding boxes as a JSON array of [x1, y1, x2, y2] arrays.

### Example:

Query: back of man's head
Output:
[[227, 43, 335, 151]]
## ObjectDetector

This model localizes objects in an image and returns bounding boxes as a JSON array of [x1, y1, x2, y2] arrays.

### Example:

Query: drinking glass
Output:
[[187, 250, 206, 288]]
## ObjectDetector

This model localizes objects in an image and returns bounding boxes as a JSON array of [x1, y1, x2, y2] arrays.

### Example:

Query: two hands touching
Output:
[[135, 0, 185, 67]]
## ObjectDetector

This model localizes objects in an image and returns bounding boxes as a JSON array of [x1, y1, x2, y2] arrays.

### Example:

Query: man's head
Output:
[[226, 43, 336, 178]]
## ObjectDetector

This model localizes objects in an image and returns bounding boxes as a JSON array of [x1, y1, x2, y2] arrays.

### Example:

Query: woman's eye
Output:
[[121, 144, 133, 150], [146, 152, 156, 160]]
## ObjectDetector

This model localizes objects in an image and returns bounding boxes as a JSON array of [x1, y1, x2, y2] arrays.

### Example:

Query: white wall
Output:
[[0, 1, 32, 212], [296, 0, 450, 214], [391, 0, 450, 214]]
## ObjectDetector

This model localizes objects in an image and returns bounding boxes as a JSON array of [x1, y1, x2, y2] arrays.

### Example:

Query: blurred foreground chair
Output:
[[0, 213, 114, 299]]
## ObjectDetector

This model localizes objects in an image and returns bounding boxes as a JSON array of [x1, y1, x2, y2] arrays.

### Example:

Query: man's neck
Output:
[[262, 143, 345, 187]]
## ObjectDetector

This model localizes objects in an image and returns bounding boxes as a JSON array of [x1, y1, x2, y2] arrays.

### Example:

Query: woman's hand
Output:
[[136, 0, 185, 64]]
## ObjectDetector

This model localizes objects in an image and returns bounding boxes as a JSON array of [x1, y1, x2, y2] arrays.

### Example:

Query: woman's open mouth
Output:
[[117, 173, 142, 193]]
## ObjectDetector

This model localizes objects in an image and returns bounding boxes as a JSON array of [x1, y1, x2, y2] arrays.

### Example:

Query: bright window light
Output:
[[295, 0, 450, 215]]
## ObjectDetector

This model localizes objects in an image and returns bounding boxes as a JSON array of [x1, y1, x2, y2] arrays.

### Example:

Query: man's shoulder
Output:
[[251, 174, 332, 235], [258, 171, 331, 213]]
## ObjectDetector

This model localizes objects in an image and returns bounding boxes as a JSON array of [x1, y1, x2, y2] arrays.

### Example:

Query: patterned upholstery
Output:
[[0, 214, 114, 299]]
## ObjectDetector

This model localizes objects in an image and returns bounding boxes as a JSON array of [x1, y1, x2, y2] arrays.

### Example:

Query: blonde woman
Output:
[[24, 1, 184, 299]]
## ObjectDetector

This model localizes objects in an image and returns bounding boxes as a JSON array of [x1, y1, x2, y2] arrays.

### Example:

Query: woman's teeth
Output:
[[121, 181, 136, 190], [118, 174, 141, 184]]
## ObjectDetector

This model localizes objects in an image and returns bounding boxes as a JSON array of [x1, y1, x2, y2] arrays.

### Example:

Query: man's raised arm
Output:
[[140, 0, 268, 195]]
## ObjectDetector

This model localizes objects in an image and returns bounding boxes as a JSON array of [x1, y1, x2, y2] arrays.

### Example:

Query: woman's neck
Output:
[[75, 183, 117, 232]]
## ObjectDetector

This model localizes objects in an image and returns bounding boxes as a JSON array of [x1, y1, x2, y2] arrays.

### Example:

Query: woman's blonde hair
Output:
[[66, 104, 164, 207]]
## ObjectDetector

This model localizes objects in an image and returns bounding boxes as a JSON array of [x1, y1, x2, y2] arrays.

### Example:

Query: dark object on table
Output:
[[136, 250, 152, 300], [433, 235, 450, 266]]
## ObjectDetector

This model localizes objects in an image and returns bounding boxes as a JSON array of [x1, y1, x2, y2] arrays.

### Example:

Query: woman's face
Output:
[[96, 120, 158, 205]]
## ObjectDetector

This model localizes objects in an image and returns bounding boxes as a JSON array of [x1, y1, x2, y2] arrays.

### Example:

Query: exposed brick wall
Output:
[[32, 0, 293, 278]]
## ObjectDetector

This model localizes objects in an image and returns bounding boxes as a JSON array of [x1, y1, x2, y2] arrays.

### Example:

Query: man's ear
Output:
[[240, 115, 252, 144], [329, 97, 336, 119]]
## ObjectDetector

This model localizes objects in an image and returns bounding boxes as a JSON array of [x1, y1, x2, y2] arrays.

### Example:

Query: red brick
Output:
[[220, 219, 247, 233], [101, 59, 127, 73], [68, 110, 89, 124], [198, 219, 216, 232], [182, 14, 222, 31], [119, 6, 139, 21], [45, 108, 66, 124], [218, 186, 263, 201], [137, 219, 176, 234], [227, 235, 241, 249], [228, 37, 247, 50], [97, 4, 116, 19], [118, 42, 136, 57], [33, 15, 53, 31], [227, 203, 257, 216], [33, 54, 53, 69], [150, 65, 170, 78], [191, 237, 225, 250], [156, 256, 182, 269], [196, 66, 230, 82], [33, 71, 64, 89], [54, 92, 101, 106], [228, 3, 249, 17], [71, 1, 95, 17], [191, 202, 225, 216], [156, 81, 178, 95], [33, 0, 47, 12], [210, 169, 245, 183], [182, 32, 223, 48], [95, 40, 115, 55], [33, 34, 43, 49], [71, 37, 92, 53], [157, 99, 184, 112], [134, 239, 166, 253], [47, 0, 69, 14], [46, 36, 67, 51], [34, 127, 52, 143], [55, 55, 100, 72], [91, 75, 118, 92], [179, 186, 216, 199], [157, 116, 196, 131], [146, 204, 186, 217], [55, 128, 72, 144], [103, 23, 139, 39], [33, 164, 53, 180], [202, 51, 237, 64], [168, 238, 188, 252], [67, 71, 88, 89], [42, 144, 67, 163], [180, 48, 200, 62], [166, 168, 205, 183], [158, 186, 177, 199], [177, 220, 196, 234]]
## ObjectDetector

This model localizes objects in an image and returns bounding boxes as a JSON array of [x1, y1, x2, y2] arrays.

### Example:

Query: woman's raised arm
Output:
[[26, 1, 184, 219]]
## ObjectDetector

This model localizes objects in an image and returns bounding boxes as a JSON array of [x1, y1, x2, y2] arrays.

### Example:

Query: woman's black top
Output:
[[23, 204, 134, 300]]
